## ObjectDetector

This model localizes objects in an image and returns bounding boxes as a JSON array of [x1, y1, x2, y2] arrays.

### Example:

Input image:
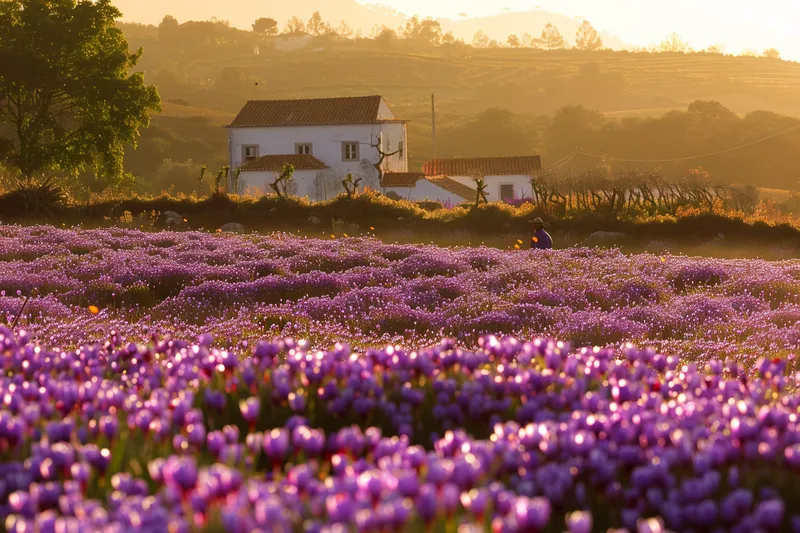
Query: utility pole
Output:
[[431, 93, 437, 160]]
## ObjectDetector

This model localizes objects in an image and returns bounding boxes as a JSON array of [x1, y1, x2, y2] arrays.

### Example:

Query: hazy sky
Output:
[[369, 0, 799, 59], [115, 0, 799, 60]]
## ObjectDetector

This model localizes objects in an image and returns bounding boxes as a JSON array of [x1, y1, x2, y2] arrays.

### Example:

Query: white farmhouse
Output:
[[226, 95, 408, 200], [383, 172, 474, 206], [422, 156, 543, 202]]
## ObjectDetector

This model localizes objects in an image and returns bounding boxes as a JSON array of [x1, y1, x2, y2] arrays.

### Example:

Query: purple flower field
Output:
[[3, 225, 800, 532], [3, 225, 800, 363]]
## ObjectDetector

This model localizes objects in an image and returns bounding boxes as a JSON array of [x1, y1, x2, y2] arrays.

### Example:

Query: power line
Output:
[[543, 152, 577, 170], [576, 122, 800, 164]]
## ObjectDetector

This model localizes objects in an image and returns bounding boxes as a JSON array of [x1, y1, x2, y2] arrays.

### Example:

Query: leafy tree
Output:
[[521, 32, 544, 49], [442, 31, 456, 44], [473, 30, 490, 48], [658, 33, 691, 53], [706, 44, 724, 54], [402, 16, 419, 39], [416, 19, 442, 44], [439, 108, 541, 158], [374, 26, 397, 48], [546, 105, 607, 153], [541, 23, 566, 50], [507, 34, 521, 48], [158, 14, 179, 41], [336, 21, 354, 39], [307, 11, 331, 36], [687, 100, 738, 123], [284, 16, 306, 35], [575, 20, 603, 51], [404, 17, 442, 45], [0, 0, 161, 181], [763, 48, 781, 59], [252, 17, 278, 36]]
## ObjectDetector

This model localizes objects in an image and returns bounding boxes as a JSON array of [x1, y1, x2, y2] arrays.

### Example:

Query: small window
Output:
[[342, 142, 359, 161], [500, 184, 515, 201], [296, 143, 312, 155], [398, 141, 404, 157], [242, 145, 259, 161]]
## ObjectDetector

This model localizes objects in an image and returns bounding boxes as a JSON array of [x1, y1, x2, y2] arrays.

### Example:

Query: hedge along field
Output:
[[4, 191, 800, 268], [6, 225, 800, 531], [4, 225, 800, 364]]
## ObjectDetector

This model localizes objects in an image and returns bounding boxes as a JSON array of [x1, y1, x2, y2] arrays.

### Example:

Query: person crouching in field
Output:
[[531, 217, 553, 250]]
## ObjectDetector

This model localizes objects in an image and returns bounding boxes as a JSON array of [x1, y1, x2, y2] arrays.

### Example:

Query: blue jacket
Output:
[[531, 228, 553, 250]]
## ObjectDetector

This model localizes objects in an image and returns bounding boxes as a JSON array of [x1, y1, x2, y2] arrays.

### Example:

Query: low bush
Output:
[[2, 188, 800, 247]]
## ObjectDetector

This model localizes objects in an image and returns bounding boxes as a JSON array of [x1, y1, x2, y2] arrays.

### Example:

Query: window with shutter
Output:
[[342, 142, 359, 161], [242, 145, 259, 161]]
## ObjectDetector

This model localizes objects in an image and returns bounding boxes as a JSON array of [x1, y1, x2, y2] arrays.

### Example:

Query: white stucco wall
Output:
[[240, 169, 319, 199], [377, 100, 394, 120], [385, 180, 466, 206], [228, 122, 407, 180], [449, 175, 533, 202]]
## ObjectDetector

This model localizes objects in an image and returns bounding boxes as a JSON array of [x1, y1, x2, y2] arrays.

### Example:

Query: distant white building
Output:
[[422, 156, 543, 202], [384, 156, 543, 204], [226, 95, 408, 200], [383, 172, 474, 205]]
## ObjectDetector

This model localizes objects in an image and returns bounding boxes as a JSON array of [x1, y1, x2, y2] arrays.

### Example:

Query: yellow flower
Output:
[[330, 234, 336, 239], [532, 236, 539, 243], [183, 218, 188, 222], [661, 257, 666, 262], [88, 305, 99, 315], [517, 239, 523, 244], [216, 229, 221, 233], [514, 244, 520, 250], [343, 233, 348, 238], [370, 226, 375, 231]]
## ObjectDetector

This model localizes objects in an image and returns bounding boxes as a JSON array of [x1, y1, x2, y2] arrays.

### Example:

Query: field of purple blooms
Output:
[[4, 225, 800, 531], [2, 329, 800, 532], [3, 225, 800, 363]]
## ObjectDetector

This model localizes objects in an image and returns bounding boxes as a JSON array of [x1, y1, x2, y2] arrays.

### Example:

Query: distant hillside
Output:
[[115, 24, 800, 194], [140, 40, 800, 120]]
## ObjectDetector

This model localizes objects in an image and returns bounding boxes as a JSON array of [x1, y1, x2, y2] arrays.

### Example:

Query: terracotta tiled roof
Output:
[[426, 176, 476, 201], [383, 172, 425, 187], [238, 154, 327, 172], [422, 156, 542, 177], [227, 95, 391, 128]]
